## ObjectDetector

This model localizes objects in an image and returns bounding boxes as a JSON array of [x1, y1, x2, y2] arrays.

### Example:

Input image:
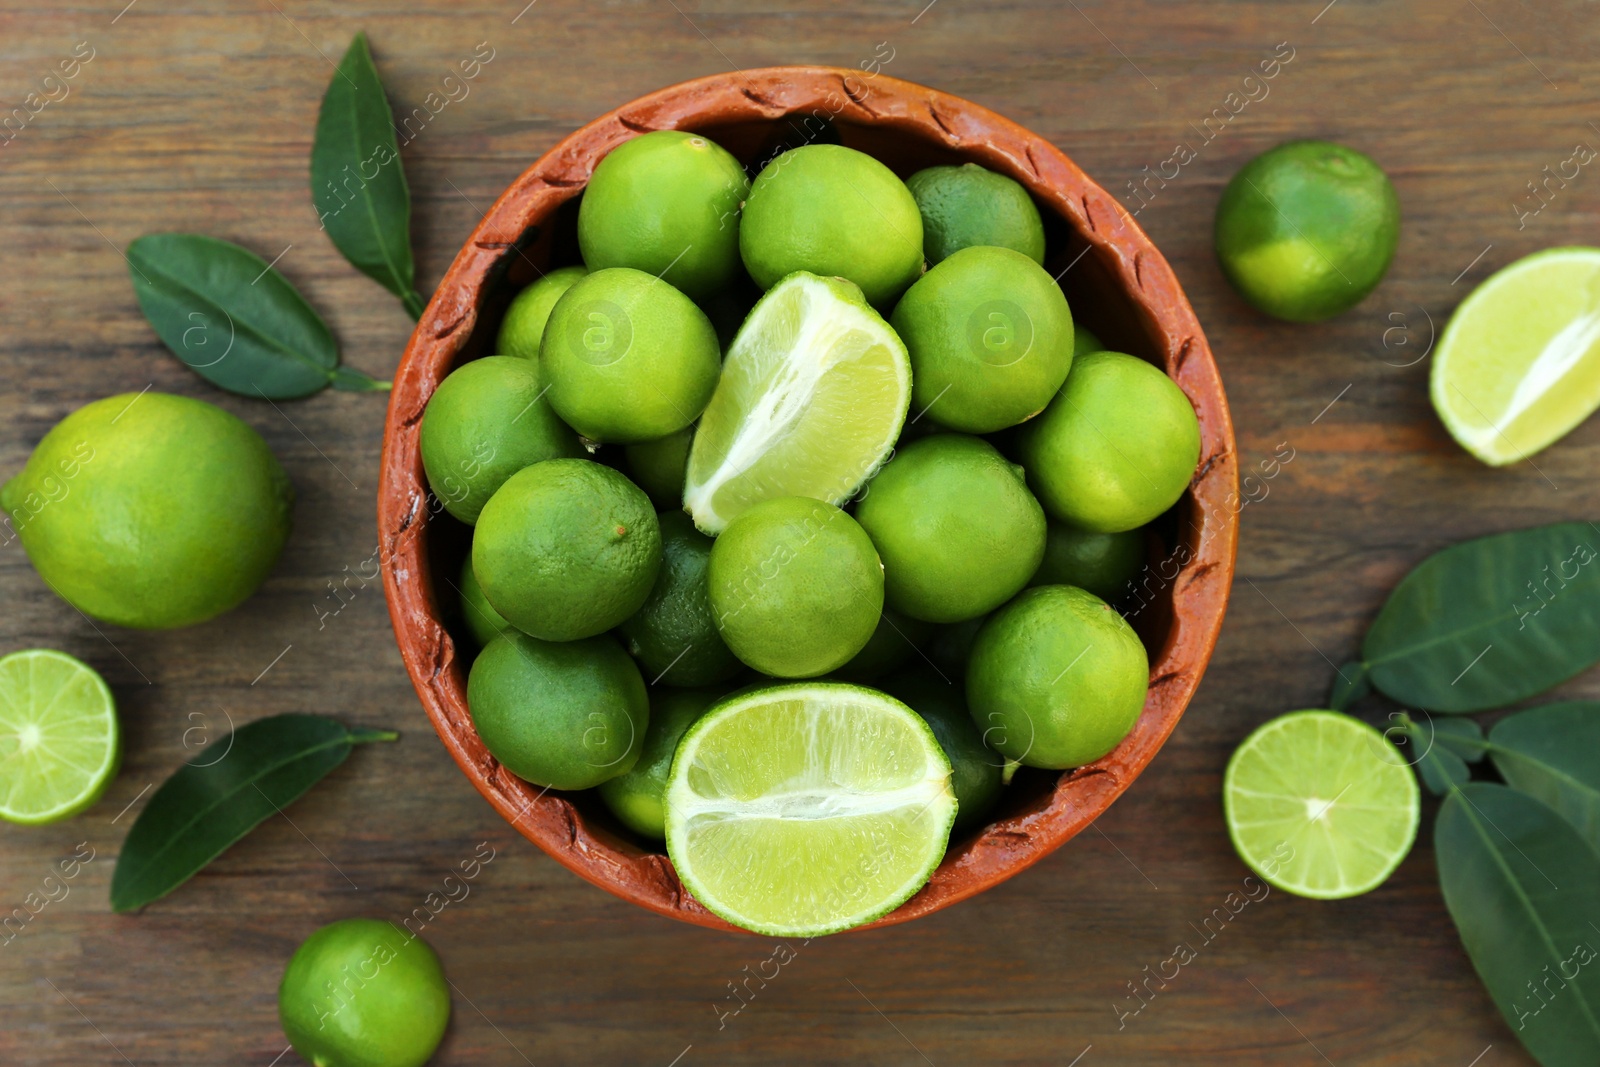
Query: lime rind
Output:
[[0, 649, 120, 825], [665, 682, 956, 936], [1223, 709, 1419, 900]]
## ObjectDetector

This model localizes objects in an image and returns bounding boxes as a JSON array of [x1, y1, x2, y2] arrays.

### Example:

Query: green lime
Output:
[[1073, 322, 1103, 356], [834, 608, 936, 683], [578, 130, 749, 300], [0, 392, 291, 629], [884, 670, 1003, 832], [598, 686, 721, 838], [541, 268, 721, 443], [496, 265, 588, 359], [278, 918, 450, 1067], [892, 245, 1074, 433], [624, 426, 693, 508], [1214, 139, 1399, 322], [855, 434, 1046, 624], [0, 650, 119, 825], [472, 459, 661, 641], [707, 497, 883, 678], [664, 682, 956, 936], [420, 355, 583, 524], [1430, 247, 1600, 465], [905, 163, 1046, 266], [1029, 522, 1145, 602], [966, 585, 1148, 769], [740, 145, 924, 306], [467, 630, 647, 790], [684, 272, 909, 533], [1223, 710, 1420, 899], [456, 554, 512, 649], [924, 615, 988, 680], [617, 511, 742, 687], [1017, 351, 1200, 532]]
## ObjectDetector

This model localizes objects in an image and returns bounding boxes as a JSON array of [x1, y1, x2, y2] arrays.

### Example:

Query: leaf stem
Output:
[[347, 727, 401, 744]]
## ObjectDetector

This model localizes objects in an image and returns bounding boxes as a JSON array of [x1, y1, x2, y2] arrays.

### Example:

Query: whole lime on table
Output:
[[616, 511, 743, 687], [855, 434, 1046, 623], [598, 685, 723, 838], [1, 392, 291, 629], [468, 630, 647, 790], [472, 458, 661, 641], [1214, 139, 1399, 322], [496, 265, 588, 360], [967, 585, 1148, 769], [0, 649, 119, 825], [420, 355, 583, 524], [1017, 351, 1200, 533], [884, 669, 1003, 832], [1029, 522, 1145, 602], [279, 918, 450, 1067], [906, 162, 1046, 266], [578, 130, 750, 300], [892, 245, 1074, 433]]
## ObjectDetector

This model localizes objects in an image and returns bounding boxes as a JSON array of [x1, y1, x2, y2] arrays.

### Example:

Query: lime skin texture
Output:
[[472, 458, 661, 642], [617, 510, 744, 688], [707, 496, 885, 678], [1, 392, 292, 629], [278, 918, 451, 1067], [496, 265, 589, 359], [1029, 523, 1145, 602], [598, 685, 723, 838], [578, 130, 750, 300], [625, 426, 693, 508], [967, 585, 1149, 769], [884, 669, 1003, 831], [456, 553, 512, 649], [740, 144, 925, 307], [834, 607, 936, 683], [467, 630, 648, 791], [420, 355, 583, 524], [906, 163, 1047, 266], [1214, 139, 1400, 322], [892, 245, 1074, 434], [855, 434, 1047, 624], [1017, 351, 1200, 533], [541, 267, 721, 444]]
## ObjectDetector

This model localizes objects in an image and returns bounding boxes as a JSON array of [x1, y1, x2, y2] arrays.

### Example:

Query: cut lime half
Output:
[[1223, 709, 1419, 899], [1432, 246, 1600, 465], [683, 272, 910, 534], [0, 650, 120, 824], [664, 683, 956, 936]]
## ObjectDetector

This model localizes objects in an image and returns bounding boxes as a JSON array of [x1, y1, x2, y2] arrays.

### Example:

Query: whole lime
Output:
[[906, 163, 1046, 266], [1017, 351, 1199, 533], [467, 630, 647, 790], [541, 268, 720, 443], [578, 130, 749, 299], [924, 614, 988, 681], [617, 511, 743, 687], [855, 434, 1046, 624], [420, 355, 583, 524], [598, 686, 722, 838], [472, 459, 661, 641], [892, 246, 1074, 433], [0, 392, 291, 629], [834, 607, 936, 682], [1073, 322, 1103, 356], [967, 585, 1148, 769], [740, 144, 924, 307], [624, 426, 694, 508], [278, 918, 450, 1067], [1029, 522, 1145, 602], [1214, 139, 1399, 322], [456, 554, 512, 649], [884, 670, 1003, 831], [496, 265, 588, 359], [707, 496, 883, 678]]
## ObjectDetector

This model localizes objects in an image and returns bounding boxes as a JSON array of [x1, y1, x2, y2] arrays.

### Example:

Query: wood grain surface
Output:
[[1, 0, 1595, 1063]]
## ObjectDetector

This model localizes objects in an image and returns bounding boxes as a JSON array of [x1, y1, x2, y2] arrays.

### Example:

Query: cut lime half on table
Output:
[[664, 683, 956, 936], [0, 649, 119, 825], [1432, 246, 1600, 465], [1223, 709, 1419, 899]]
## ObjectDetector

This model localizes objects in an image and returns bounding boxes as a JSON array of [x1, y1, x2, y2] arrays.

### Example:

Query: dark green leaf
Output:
[[1361, 523, 1600, 712], [1328, 660, 1370, 711], [1437, 783, 1600, 1066], [110, 715, 397, 912], [1491, 702, 1600, 852], [1398, 713, 1470, 796], [1419, 746, 1470, 796], [1434, 716, 1488, 763], [312, 32, 425, 319]]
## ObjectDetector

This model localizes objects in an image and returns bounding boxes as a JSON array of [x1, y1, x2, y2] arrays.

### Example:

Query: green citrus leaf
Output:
[[1327, 660, 1370, 711], [110, 714, 397, 913], [1491, 702, 1600, 852]]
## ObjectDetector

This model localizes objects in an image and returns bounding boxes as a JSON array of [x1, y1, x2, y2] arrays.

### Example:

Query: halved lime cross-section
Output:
[[0, 649, 120, 825]]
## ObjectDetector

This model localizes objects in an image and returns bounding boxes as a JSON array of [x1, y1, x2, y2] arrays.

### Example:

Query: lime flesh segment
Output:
[[1223, 710, 1419, 899], [683, 272, 910, 534], [665, 683, 956, 936], [1431, 246, 1600, 465], [0, 650, 119, 824]]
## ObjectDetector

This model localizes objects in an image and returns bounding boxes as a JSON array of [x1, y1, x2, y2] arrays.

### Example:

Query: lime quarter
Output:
[[0, 650, 119, 825]]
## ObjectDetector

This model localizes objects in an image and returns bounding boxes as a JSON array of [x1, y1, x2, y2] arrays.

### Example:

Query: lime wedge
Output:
[[1431, 246, 1600, 465], [664, 682, 956, 936], [0, 650, 119, 824], [683, 271, 910, 534], [1223, 710, 1419, 899]]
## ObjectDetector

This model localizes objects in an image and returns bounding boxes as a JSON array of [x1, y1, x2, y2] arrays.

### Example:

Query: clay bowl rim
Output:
[[378, 65, 1239, 935]]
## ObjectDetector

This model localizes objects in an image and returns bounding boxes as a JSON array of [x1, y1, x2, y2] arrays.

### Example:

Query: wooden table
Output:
[[2, 0, 1592, 1062]]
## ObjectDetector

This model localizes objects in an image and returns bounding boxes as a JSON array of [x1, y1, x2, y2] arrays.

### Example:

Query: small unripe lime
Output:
[[496, 265, 588, 359]]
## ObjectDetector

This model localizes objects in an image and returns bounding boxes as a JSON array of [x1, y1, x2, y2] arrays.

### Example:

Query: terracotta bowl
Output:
[[379, 66, 1238, 934]]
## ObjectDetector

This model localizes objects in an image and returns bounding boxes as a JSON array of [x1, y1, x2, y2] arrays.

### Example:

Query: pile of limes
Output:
[[427, 131, 1202, 936]]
